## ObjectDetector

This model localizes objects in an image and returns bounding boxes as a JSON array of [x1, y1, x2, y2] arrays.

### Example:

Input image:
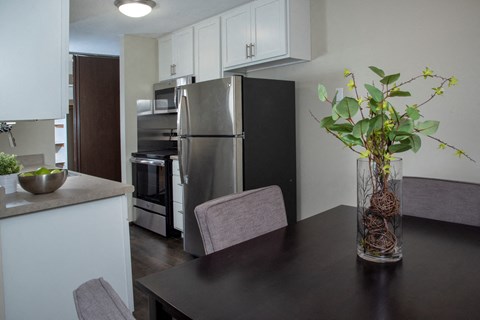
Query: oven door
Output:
[[130, 157, 168, 235], [131, 158, 167, 206]]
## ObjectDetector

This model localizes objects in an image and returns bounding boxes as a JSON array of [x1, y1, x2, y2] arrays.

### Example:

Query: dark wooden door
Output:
[[72, 55, 121, 182]]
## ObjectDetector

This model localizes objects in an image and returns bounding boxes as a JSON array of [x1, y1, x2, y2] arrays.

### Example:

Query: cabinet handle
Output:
[[250, 43, 255, 57], [173, 64, 177, 75], [245, 44, 250, 58], [170, 64, 173, 75]]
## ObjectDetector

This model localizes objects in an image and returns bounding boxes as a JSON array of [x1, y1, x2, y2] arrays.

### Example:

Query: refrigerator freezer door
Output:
[[177, 76, 243, 136], [182, 136, 243, 256]]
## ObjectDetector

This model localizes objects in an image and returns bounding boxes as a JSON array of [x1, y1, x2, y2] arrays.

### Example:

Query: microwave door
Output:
[[154, 86, 177, 114]]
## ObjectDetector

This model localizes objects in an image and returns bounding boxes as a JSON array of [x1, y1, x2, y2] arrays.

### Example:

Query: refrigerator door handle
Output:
[[177, 89, 183, 134], [179, 137, 189, 185], [183, 95, 190, 136], [178, 94, 190, 184], [174, 86, 179, 109], [177, 93, 190, 136]]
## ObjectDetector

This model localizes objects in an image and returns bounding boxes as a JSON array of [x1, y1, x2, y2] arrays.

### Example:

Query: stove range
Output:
[[130, 148, 179, 237]]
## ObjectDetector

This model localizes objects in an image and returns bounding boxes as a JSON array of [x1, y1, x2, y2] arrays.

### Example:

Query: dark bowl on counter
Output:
[[18, 169, 68, 194]]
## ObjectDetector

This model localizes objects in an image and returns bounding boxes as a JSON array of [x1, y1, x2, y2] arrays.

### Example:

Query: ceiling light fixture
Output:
[[114, 0, 156, 18]]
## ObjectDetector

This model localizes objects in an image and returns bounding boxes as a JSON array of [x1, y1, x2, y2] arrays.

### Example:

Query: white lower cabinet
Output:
[[172, 175, 184, 202], [172, 160, 184, 232], [0, 196, 133, 319], [173, 201, 184, 232]]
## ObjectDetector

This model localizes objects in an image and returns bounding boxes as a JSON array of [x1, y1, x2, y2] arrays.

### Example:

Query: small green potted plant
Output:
[[0, 152, 21, 194]]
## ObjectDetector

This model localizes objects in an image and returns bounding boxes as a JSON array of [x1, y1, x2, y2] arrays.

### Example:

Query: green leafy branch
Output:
[[309, 109, 361, 155], [313, 66, 475, 166]]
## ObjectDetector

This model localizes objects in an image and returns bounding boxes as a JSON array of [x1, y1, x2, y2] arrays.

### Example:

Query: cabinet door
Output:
[[0, 0, 69, 121], [158, 35, 173, 81], [172, 174, 184, 203], [222, 4, 252, 68], [0, 196, 133, 319], [251, 0, 287, 62], [173, 201, 184, 231], [195, 17, 222, 82], [172, 159, 180, 176], [172, 27, 194, 78]]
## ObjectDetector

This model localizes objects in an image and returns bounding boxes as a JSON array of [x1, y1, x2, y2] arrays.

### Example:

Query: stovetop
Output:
[[131, 149, 178, 160]]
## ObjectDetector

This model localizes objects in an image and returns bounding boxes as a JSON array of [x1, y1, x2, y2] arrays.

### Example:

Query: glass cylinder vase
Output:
[[357, 158, 402, 263]]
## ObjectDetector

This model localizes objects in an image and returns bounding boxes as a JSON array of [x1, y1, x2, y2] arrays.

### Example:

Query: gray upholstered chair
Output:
[[194, 185, 288, 255], [403, 176, 480, 226], [73, 277, 135, 320]]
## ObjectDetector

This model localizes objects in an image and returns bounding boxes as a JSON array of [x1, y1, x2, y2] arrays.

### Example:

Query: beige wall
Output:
[[0, 120, 55, 166], [250, 0, 480, 220], [120, 35, 159, 220]]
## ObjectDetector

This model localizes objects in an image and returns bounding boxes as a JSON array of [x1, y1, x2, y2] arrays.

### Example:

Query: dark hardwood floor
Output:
[[130, 225, 194, 320]]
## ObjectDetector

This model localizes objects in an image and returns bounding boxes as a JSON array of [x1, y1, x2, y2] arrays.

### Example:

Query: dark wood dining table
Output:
[[136, 205, 480, 320]]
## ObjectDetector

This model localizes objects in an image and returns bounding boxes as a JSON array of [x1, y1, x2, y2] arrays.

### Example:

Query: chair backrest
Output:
[[403, 176, 480, 226], [194, 185, 288, 255], [73, 277, 135, 320]]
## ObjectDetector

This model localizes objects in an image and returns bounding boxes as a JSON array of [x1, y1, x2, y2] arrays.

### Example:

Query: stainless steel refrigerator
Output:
[[178, 76, 296, 256]]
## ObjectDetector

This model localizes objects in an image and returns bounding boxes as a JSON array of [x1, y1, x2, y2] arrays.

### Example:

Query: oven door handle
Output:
[[130, 157, 165, 166]]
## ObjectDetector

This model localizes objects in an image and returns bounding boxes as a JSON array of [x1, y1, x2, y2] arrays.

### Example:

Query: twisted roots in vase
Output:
[[362, 191, 400, 255], [370, 191, 400, 218]]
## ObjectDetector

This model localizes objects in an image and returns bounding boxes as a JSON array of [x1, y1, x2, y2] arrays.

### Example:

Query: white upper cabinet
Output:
[[172, 28, 194, 78], [158, 27, 194, 81], [222, 4, 252, 68], [194, 17, 222, 82], [0, 0, 69, 121], [222, 0, 310, 71], [158, 35, 173, 81], [252, 0, 287, 61]]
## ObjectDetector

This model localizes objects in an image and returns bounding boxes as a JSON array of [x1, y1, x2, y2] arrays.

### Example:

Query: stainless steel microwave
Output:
[[152, 76, 194, 114]]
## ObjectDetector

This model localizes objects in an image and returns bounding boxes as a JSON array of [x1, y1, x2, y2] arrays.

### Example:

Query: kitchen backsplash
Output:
[[0, 120, 55, 165]]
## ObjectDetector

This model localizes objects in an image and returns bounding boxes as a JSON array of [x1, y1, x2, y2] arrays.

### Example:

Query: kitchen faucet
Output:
[[0, 122, 17, 148]]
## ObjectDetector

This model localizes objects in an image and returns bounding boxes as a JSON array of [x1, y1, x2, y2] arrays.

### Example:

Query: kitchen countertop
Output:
[[1, 171, 134, 219]]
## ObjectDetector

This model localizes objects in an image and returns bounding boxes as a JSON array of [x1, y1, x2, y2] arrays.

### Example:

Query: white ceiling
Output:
[[70, 0, 252, 55]]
